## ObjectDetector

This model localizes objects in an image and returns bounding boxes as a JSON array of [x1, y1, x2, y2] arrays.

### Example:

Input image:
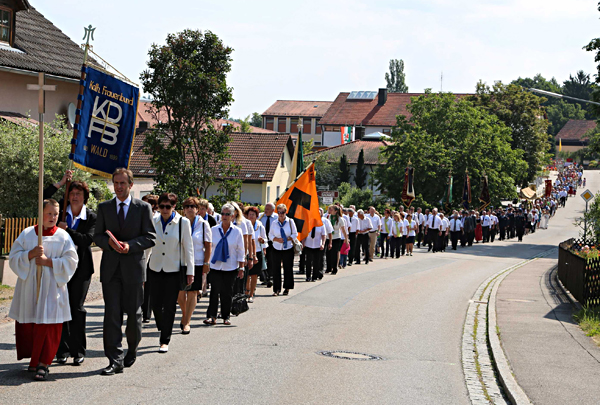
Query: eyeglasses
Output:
[[277, 211, 286, 215], [159, 204, 172, 210], [183, 205, 197, 209], [221, 212, 231, 216]]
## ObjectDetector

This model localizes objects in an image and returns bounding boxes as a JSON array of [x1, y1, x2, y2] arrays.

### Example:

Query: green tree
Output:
[[385, 59, 408, 93], [546, 100, 586, 136], [470, 81, 550, 186], [338, 182, 373, 209], [235, 115, 253, 133], [0, 118, 111, 217], [512, 74, 562, 105], [584, 10, 600, 118], [354, 149, 368, 189], [303, 140, 340, 188], [250, 112, 263, 128], [339, 154, 351, 184], [563, 70, 595, 117], [377, 91, 527, 208]]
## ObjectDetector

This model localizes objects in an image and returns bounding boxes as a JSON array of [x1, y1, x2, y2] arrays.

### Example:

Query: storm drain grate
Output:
[[319, 351, 383, 361]]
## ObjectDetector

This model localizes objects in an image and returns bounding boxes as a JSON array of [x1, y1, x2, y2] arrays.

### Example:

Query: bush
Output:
[[589, 160, 598, 168]]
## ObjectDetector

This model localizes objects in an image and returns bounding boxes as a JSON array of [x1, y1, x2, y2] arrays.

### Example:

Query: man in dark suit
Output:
[[93, 168, 155, 375]]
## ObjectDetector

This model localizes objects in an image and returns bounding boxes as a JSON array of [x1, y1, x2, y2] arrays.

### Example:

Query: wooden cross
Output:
[[27, 72, 56, 302]]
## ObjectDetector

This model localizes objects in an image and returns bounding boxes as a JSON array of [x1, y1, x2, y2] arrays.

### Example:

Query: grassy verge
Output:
[[574, 306, 600, 343]]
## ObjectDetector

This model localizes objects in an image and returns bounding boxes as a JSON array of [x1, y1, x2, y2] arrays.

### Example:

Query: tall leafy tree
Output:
[[140, 29, 238, 198], [584, 10, 600, 118], [512, 74, 562, 105], [385, 59, 408, 93], [355, 149, 368, 189], [250, 112, 263, 128], [546, 101, 586, 135], [470, 81, 549, 186], [377, 91, 527, 207], [339, 154, 351, 184]]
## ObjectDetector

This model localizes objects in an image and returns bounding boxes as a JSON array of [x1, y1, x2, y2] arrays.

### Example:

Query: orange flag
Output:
[[276, 162, 323, 241]]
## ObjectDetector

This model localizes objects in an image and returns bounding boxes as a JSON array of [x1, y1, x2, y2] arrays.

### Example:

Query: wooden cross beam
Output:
[[27, 72, 56, 114]]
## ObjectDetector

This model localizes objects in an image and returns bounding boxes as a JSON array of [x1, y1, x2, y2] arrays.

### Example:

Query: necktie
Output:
[[395, 221, 400, 236], [265, 215, 271, 236], [279, 220, 288, 249], [211, 226, 232, 264], [311, 226, 316, 239], [384, 219, 389, 233], [118, 202, 125, 229]]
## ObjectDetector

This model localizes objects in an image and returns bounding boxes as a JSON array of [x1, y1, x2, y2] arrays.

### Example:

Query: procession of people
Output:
[[7, 163, 582, 380]]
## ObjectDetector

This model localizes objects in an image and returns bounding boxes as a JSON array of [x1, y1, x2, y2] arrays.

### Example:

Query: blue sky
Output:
[[37, 0, 599, 118]]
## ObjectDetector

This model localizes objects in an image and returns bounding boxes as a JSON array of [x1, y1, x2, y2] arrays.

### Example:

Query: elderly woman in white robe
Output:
[[8, 199, 78, 380]]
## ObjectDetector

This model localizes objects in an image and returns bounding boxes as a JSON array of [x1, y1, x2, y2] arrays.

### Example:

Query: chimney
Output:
[[138, 121, 149, 129], [378, 88, 387, 106]]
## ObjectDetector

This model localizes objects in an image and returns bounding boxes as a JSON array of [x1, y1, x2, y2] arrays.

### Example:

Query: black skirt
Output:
[[249, 251, 263, 276], [187, 265, 204, 291]]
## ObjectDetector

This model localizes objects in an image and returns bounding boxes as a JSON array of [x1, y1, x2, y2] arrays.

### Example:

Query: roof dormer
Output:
[[0, 0, 30, 47]]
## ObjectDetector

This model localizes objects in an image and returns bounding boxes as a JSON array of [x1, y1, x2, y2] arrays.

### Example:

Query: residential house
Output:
[[319, 89, 470, 147], [0, 1, 86, 119], [306, 138, 390, 195], [127, 129, 294, 205], [261, 100, 332, 145], [555, 119, 596, 153]]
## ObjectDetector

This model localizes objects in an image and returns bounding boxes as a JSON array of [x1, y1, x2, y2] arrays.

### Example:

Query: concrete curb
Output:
[[488, 267, 533, 405]]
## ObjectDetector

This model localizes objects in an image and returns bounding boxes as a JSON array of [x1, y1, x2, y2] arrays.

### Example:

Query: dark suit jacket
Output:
[[43, 184, 97, 280], [93, 197, 156, 284]]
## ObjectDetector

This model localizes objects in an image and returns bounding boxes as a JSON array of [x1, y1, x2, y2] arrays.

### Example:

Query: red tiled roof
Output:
[[319, 92, 471, 127], [0, 111, 38, 126], [137, 101, 274, 133], [262, 100, 333, 118], [129, 129, 293, 182], [306, 139, 390, 165], [556, 120, 597, 141]]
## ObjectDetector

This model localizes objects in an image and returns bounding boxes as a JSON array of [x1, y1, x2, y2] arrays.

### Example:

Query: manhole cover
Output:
[[319, 351, 383, 361]]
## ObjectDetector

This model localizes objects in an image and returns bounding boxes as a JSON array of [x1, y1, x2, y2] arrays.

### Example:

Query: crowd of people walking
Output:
[[7, 164, 582, 380]]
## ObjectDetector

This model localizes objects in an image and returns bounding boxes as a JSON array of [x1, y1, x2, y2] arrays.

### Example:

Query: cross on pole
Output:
[[27, 72, 56, 302]]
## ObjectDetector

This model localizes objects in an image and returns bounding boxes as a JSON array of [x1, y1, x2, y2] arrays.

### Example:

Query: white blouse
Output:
[[190, 215, 212, 266], [209, 224, 245, 271], [251, 220, 267, 253], [268, 217, 298, 251], [9, 227, 78, 324]]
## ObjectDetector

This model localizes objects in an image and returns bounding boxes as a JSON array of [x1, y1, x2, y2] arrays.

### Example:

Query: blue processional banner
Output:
[[70, 66, 139, 178]]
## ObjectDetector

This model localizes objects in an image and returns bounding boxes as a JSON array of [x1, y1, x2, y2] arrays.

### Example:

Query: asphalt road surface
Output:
[[0, 171, 593, 405]]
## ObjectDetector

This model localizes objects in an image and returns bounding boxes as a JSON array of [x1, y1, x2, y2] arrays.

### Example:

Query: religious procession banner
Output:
[[340, 126, 354, 144], [276, 162, 323, 241], [70, 66, 139, 178], [401, 166, 415, 207], [545, 179, 552, 198], [462, 171, 471, 209], [479, 174, 491, 210]]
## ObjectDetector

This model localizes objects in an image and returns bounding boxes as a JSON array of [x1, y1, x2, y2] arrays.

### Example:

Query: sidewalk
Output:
[[496, 254, 600, 405]]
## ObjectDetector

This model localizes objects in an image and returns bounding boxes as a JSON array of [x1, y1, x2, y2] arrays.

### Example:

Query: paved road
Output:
[[0, 172, 593, 405]]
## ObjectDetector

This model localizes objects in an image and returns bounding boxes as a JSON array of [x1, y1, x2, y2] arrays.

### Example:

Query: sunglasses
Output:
[[221, 212, 232, 216], [159, 204, 172, 210], [183, 205, 197, 209], [277, 211, 286, 215]]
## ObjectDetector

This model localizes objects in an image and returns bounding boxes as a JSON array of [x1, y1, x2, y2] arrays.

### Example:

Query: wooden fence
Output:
[[558, 238, 600, 306], [2, 218, 37, 255]]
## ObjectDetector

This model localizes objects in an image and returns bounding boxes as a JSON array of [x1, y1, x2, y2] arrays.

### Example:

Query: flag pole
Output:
[[62, 25, 95, 221]]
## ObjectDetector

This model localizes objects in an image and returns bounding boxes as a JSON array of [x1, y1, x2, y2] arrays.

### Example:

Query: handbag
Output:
[[231, 292, 249, 316], [293, 238, 303, 256], [179, 217, 191, 291]]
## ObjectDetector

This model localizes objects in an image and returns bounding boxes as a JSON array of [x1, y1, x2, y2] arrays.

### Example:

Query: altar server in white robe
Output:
[[8, 199, 78, 380]]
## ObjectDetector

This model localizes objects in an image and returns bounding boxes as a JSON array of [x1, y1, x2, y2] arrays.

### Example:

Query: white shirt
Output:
[[427, 215, 441, 229], [481, 215, 491, 227], [368, 214, 381, 231], [440, 218, 449, 231], [347, 215, 359, 232], [449, 218, 463, 231], [343, 214, 351, 233], [322, 216, 333, 236], [190, 215, 212, 266], [491, 215, 498, 226], [149, 213, 195, 275], [407, 220, 417, 237], [116, 195, 132, 219], [234, 219, 250, 235], [209, 223, 245, 271], [303, 225, 326, 249], [8, 227, 78, 324], [391, 220, 404, 237], [331, 216, 346, 240], [259, 213, 277, 242], [357, 216, 373, 233], [418, 213, 425, 226], [381, 217, 393, 234], [251, 220, 267, 253], [268, 217, 298, 251]]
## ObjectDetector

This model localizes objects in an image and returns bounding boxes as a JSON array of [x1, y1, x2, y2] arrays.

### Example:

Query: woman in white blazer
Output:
[[148, 193, 194, 353]]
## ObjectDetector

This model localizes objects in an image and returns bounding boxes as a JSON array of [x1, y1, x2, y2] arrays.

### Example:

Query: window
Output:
[[278, 117, 287, 133], [280, 153, 285, 168], [265, 117, 274, 131], [382, 128, 391, 135], [276, 186, 280, 199], [315, 124, 322, 134], [0, 8, 11, 45], [290, 117, 299, 134], [303, 118, 312, 134], [267, 186, 270, 202]]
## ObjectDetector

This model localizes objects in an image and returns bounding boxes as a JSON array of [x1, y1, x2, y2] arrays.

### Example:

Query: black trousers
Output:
[[326, 238, 342, 273], [499, 227, 506, 241], [450, 231, 461, 250], [379, 233, 390, 257], [58, 275, 91, 358], [509, 226, 515, 239], [401, 235, 407, 255], [490, 227, 496, 242], [348, 232, 357, 264], [355, 233, 370, 263], [467, 231, 475, 246], [142, 269, 152, 321], [391, 236, 401, 258], [428, 229, 439, 252], [102, 267, 143, 367], [298, 250, 306, 274], [482, 226, 490, 243], [273, 248, 294, 293], [265, 244, 275, 282], [516, 228, 524, 242], [207, 269, 238, 320], [149, 269, 180, 345], [304, 247, 322, 280], [417, 225, 424, 247]]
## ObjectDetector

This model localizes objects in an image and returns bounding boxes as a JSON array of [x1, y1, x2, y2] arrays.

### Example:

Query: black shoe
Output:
[[142, 318, 150, 324], [266, 282, 273, 288], [101, 364, 124, 375], [347, 263, 352, 266], [73, 357, 84, 366], [124, 353, 136, 368], [56, 355, 68, 365], [306, 278, 310, 282]]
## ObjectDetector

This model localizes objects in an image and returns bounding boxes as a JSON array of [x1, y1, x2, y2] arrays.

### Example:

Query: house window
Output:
[[276, 186, 280, 199], [290, 117, 299, 134], [303, 118, 312, 134], [382, 128, 391, 135], [267, 186, 270, 203], [278, 117, 287, 133], [0, 8, 11, 45], [315, 124, 322, 134], [280, 153, 285, 168], [265, 117, 274, 131]]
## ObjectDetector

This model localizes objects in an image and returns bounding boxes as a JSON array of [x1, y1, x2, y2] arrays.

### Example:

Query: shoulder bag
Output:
[[179, 218, 192, 291]]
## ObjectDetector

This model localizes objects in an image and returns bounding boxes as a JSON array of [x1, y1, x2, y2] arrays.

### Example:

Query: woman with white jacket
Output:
[[148, 193, 194, 353]]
